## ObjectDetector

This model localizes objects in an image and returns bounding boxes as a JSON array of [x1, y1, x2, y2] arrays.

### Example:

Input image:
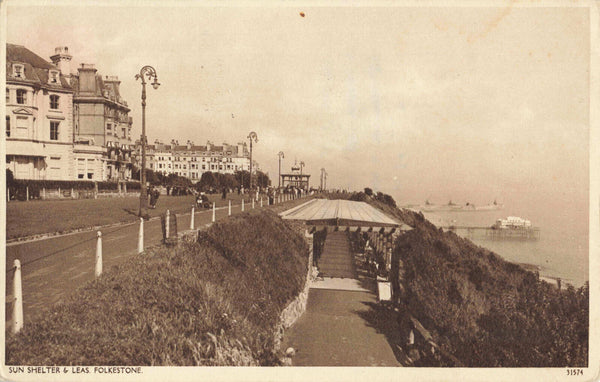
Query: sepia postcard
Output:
[[1, 0, 598, 381]]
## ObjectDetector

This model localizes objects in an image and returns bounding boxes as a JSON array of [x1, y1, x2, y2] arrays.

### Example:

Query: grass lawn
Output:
[[6, 210, 308, 366], [6, 192, 265, 240]]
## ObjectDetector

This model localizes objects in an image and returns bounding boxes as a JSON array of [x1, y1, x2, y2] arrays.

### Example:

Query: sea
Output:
[[418, 204, 589, 288]]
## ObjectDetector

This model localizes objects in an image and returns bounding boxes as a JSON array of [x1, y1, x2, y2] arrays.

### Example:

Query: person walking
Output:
[[222, 187, 227, 200]]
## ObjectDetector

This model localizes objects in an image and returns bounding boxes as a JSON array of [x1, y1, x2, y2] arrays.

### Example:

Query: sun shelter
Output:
[[280, 198, 412, 303], [279, 198, 411, 231]]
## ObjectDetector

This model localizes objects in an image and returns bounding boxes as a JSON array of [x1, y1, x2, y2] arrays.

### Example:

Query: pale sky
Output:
[[6, 2, 590, 210]]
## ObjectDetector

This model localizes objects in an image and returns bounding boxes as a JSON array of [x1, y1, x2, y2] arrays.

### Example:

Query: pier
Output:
[[444, 225, 540, 240]]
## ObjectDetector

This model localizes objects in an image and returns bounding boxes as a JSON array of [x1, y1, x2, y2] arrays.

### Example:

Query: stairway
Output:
[[317, 231, 356, 279]]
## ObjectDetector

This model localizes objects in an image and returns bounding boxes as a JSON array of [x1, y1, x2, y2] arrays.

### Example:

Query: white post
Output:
[[166, 210, 170, 239], [7, 188, 10, 202], [242, 199, 245, 212], [252, 198, 255, 209], [228, 200, 231, 216], [58, 187, 61, 199], [260, 197, 263, 207], [26, 186, 29, 201], [138, 218, 144, 254], [212, 202, 216, 222], [42, 187, 46, 200], [71, 188, 75, 199], [190, 206, 195, 229], [95, 231, 103, 278], [12, 259, 23, 334]]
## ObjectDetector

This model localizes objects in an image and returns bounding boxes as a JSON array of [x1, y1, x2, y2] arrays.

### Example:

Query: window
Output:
[[50, 95, 60, 109], [16, 89, 26, 104], [87, 159, 95, 179], [49, 70, 59, 84], [77, 159, 85, 179], [106, 123, 112, 133], [13, 64, 24, 78], [6, 116, 10, 137], [50, 121, 59, 140], [122, 127, 126, 139], [6, 89, 9, 103]]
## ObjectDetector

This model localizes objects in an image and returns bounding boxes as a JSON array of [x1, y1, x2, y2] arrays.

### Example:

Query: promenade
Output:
[[5, 196, 306, 325]]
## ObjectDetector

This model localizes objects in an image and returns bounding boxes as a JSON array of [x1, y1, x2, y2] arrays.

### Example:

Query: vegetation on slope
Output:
[[326, 189, 588, 367], [6, 210, 308, 366]]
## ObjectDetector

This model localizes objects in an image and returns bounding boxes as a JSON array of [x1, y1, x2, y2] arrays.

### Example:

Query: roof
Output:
[[6, 43, 71, 90], [279, 199, 403, 228]]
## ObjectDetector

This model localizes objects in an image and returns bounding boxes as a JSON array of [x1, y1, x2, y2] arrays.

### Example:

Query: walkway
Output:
[[281, 231, 402, 366]]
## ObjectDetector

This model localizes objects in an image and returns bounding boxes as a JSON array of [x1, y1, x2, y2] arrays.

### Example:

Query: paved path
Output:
[[5, 197, 307, 325], [282, 231, 402, 366]]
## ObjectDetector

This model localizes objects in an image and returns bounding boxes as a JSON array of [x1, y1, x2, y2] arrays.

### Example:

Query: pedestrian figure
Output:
[[152, 187, 160, 208], [222, 187, 227, 200], [148, 186, 156, 209]]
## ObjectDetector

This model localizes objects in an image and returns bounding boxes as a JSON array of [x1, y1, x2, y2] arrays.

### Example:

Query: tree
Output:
[[255, 171, 271, 188], [364, 187, 373, 196]]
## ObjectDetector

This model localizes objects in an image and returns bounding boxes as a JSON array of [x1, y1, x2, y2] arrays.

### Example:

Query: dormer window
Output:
[[49, 70, 59, 84], [13, 64, 24, 78], [50, 95, 60, 109]]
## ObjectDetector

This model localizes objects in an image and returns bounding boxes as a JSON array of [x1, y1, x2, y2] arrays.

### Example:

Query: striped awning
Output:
[[280, 199, 403, 228]]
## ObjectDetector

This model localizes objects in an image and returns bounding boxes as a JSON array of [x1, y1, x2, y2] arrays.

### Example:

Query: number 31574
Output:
[[566, 369, 584, 376]]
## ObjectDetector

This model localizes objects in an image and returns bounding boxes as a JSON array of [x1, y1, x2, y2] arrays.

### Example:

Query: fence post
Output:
[[252, 198, 255, 209], [71, 188, 75, 199], [242, 199, 245, 212], [95, 231, 103, 278], [228, 200, 231, 216], [138, 218, 144, 254], [190, 205, 195, 229], [7, 187, 10, 202], [212, 202, 216, 222], [94, 182, 98, 199], [12, 259, 23, 334], [26, 186, 29, 201], [58, 187, 61, 199], [260, 197, 263, 207], [42, 187, 46, 200], [166, 210, 170, 239]]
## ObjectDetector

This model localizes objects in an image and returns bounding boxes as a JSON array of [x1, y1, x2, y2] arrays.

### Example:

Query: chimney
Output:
[[50, 46, 72, 83], [207, 140, 212, 151], [77, 64, 97, 94]]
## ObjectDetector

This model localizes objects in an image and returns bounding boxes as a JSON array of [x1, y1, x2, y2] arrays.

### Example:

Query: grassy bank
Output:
[[6, 193, 259, 240], [6, 210, 308, 366], [328, 191, 588, 367]]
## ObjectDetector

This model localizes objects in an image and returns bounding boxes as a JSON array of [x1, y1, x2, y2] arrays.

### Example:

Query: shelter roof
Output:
[[279, 199, 405, 228]]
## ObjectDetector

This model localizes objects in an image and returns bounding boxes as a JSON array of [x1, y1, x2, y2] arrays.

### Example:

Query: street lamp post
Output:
[[277, 151, 284, 188], [135, 65, 160, 218], [247, 131, 258, 189]]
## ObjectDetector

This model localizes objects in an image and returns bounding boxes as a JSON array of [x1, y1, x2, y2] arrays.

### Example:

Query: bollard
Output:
[[26, 186, 29, 201], [212, 202, 216, 222], [260, 197, 263, 207], [252, 198, 255, 209], [12, 259, 23, 334], [228, 200, 231, 216], [190, 206, 195, 229], [138, 218, 144, 254], [71, 188, 75, 199], [95, 231, 103, 278], [42, 187, 46, 200], [7, 187, 10, 202], [58, 187, 61, 199], [166, 210, 170, 239], [242, 199, 245, 212]]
